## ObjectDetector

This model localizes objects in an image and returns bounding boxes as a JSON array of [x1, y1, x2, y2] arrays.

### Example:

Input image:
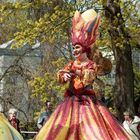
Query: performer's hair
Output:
[[91, 45, 112, 76]]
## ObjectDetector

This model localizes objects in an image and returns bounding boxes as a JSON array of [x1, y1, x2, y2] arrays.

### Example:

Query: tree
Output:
[[99, 0, 140, 120], [0, 0, 29, 43], [0, 0, 140, 121]]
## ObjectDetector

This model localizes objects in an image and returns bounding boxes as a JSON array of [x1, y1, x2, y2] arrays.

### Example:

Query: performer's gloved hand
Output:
[[63, 73, 71, 82]]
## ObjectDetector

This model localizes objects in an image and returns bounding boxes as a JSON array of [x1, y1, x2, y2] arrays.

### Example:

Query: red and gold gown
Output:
[[35, 60, 132, 140]]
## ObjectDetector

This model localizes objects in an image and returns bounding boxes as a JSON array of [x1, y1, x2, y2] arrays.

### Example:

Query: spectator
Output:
[[123, 111, 140, 140], [8, 108, 21, 132], [37, 101, 53, 129], [0, 109, 24, 140]]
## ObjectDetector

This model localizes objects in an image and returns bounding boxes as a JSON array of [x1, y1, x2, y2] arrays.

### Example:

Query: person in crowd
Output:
[[123, 111, 140, 140], [35, 9, 132, 140], [8, 108, 21, 133], [0, 108, 23, 140], [37, 100, 53, 129]]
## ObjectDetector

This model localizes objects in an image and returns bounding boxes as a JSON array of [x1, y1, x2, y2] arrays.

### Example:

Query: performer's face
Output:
[[73, 44, 83, 59]]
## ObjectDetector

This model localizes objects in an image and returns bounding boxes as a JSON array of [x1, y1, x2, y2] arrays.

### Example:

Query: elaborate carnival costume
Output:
[[0, 113, 23, 140], [35, 9, 132, 140]]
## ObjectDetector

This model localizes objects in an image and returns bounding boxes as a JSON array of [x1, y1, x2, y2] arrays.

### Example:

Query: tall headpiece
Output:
[[71, 9, 101, 52]]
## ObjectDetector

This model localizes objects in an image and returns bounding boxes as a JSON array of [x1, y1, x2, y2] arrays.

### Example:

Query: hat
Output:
[[71, 9, 101, 52]]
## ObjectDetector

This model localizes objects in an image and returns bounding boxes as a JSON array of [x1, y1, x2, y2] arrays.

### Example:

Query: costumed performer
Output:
[[35, 9, 132, 140]]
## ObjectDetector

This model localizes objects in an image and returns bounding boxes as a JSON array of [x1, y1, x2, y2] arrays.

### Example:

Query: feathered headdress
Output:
[[71, 9, 101, 52]]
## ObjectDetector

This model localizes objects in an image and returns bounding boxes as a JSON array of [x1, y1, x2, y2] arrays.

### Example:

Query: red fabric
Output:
[[64, 89, 95, 97], [43, 59, 132, 140], [9, 118, 20, 132], [35, 96, 132, 140]]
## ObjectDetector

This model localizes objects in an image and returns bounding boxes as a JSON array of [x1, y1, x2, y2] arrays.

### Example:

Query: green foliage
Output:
[[29, 57, 67, 107], [20, 120, 38, 139], [98, 0, 139, 50], [0, 0, 140, 120], [0, 1, 30, 43], [10, 0, 75, 48]]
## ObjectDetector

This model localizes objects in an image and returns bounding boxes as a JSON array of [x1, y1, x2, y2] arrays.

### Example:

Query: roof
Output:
[[0, 40, 42, 57]]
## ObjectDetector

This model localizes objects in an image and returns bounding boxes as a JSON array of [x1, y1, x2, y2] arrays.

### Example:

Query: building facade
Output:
[[0, 40, 42, 121]]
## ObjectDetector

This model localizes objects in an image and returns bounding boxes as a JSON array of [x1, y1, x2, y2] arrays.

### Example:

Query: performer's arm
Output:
[[57, 61, 73, 83], [82, 62, 97, 87]]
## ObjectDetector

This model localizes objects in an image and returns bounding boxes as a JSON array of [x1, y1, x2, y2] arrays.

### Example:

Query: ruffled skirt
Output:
[[35, 95, 132, 140]]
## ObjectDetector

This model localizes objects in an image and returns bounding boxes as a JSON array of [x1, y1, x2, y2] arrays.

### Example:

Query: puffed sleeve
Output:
[[82, 61, 97, 87], [57, 61, 74, 84]]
